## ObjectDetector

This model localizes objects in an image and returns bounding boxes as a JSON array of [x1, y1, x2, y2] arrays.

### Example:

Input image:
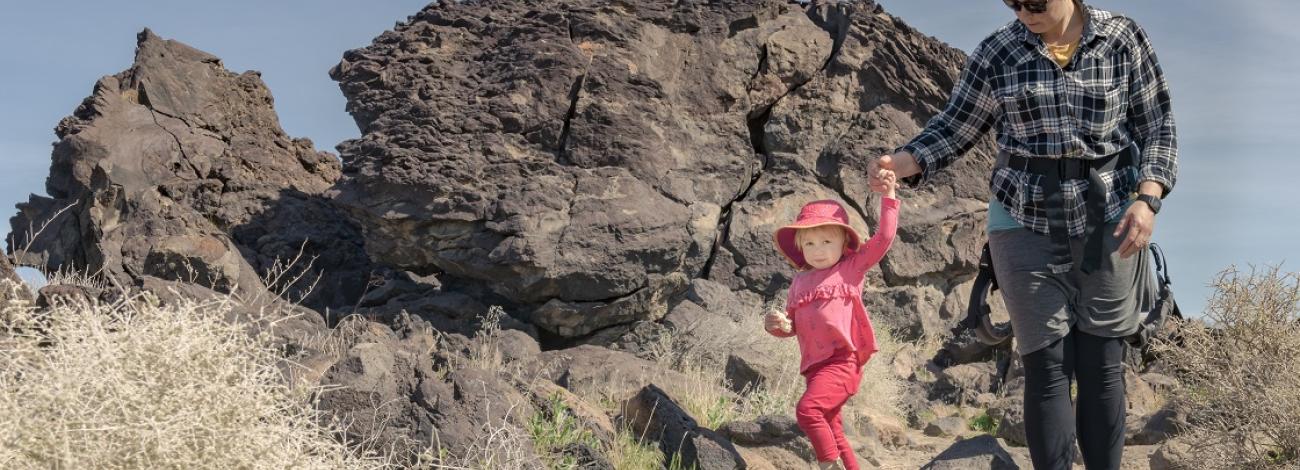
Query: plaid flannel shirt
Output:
[[901, 4, 1177, 237]]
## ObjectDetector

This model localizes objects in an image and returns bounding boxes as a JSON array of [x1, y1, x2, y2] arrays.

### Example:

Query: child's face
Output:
[[797, 226, 847, 270]]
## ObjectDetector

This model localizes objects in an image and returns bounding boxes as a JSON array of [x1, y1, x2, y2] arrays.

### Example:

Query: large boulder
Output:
[[329, 0, 995, 339], [621, 384, 746, 470], [8, 29, 373, 311]]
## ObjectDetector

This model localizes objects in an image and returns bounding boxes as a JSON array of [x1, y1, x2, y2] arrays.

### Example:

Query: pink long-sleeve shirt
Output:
[[768, 197, 899, 374]]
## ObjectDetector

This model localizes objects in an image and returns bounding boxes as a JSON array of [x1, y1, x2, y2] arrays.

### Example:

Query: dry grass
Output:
[[1155, 266, 1300, 468], [643, 310, 906, 431], [0, 279, 383, 469]]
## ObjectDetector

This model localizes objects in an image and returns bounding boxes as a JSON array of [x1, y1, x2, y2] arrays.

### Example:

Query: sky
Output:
[[2, 1, 1297, 318]]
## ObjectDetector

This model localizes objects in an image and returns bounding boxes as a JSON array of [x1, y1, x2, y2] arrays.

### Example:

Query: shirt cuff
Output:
[[897, 143, 935, 189], [1139, 162, 1175, 198]]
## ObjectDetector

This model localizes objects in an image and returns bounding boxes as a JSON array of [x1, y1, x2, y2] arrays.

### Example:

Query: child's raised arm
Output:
[[845, 196, 899, 274]]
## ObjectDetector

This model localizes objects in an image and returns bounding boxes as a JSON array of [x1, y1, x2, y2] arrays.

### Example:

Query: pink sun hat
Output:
[[773, 199, 864, 270]]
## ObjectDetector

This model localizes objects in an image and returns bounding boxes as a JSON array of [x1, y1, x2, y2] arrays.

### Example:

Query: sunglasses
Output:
[[1003, 0, 1050, 14]]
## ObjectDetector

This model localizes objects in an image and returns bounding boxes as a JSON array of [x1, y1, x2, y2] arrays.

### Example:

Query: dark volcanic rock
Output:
[[8, 29, 373, 311], [922, 435, 1021, 470], [329, 0, 995, 338], [621, 384, 746, 470]]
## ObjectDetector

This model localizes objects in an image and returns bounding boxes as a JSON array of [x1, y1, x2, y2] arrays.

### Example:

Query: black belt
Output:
[[1000, 145, 1137, 274]]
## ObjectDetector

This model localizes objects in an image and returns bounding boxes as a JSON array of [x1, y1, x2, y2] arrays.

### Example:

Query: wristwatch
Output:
[[1135, 194, 1162, 215]]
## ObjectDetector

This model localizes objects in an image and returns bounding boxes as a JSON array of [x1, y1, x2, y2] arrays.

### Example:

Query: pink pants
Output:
[[795, 350, 861, 469]]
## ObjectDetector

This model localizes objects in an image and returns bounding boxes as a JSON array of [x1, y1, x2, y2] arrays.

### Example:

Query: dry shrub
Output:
[[0, 280, 382, 469], [1155, 266, 1300, 468]]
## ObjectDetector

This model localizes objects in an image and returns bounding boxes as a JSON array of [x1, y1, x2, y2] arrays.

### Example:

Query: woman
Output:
[[868, 0, 1177, 468]]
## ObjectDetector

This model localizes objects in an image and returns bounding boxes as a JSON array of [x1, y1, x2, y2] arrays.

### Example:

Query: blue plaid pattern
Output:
[[900, 4, 1177, 237]]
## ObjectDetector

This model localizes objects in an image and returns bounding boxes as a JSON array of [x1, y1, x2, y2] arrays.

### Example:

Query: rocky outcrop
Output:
[[0, 255, 32, 306], [8, 29, 373, 311], [329, 0, 995, 342]]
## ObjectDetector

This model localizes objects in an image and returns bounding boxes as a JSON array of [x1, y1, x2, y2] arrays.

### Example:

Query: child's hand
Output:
[[872, 168, 898, 198], [764, 309, 792, 334]]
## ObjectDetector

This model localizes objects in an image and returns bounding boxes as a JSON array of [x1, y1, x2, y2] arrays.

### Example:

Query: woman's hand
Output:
[[764, 310, 792, 334], [1114, 182, 1164, 258], [868, 151, 920, 193]]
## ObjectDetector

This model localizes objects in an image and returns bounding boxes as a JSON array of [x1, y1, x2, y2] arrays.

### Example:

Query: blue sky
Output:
[[2, 1, 1296, 317]]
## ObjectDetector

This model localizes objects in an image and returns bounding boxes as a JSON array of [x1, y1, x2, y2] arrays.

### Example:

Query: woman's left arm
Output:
[[1125, 21, 1178, 198], [1116, 21, 1178, 258]]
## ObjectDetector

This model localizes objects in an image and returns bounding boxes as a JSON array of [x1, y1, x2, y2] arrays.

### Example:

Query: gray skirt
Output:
[[988, 222, 1156, 355]]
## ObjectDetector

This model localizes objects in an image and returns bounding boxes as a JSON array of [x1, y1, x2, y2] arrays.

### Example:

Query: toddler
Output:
[[766, 170, 899, 470]]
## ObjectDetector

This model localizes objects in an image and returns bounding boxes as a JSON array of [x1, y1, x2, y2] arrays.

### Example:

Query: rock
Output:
[[933, 362, 999, 404], [718, 415, 803, 447], [719, 416, 815, 467], [990, 393, 1027, 447], [733, 446, 780, 470], [529, 379, 617, 444], [0, 255, 32, 306], [8, 29, 372, 312], [318, 333, 540, 466], [933, 327, 998, 367], [35, 284, 102, 308], [1126, 406, 1187, 446], [531, 272, 689, 337], [863, 284, 947, 341], [1149, 437, 1194, 470], [852, 409, 913, 450], [328, 0, 995, 338], [922, 435, 1021, 470], [539, 345, 696, 404], [924, 416, 968, 437], [134, 276, 327, 367], [891, 343, 920, 380], [725, 352, 781, 394], [497, 328, 543, 365], [621, 384, 746, 470], [1125, 367, 1163, 420], [685, 278, 762, 322], [1140, 372, 1179, 393], [655, 297, 779, 369], [559, 442, 615, 469]]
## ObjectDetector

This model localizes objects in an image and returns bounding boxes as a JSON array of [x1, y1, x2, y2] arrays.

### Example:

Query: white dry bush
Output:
[[0, 280, 383, 469], [1155, 266, 1300, 468]]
